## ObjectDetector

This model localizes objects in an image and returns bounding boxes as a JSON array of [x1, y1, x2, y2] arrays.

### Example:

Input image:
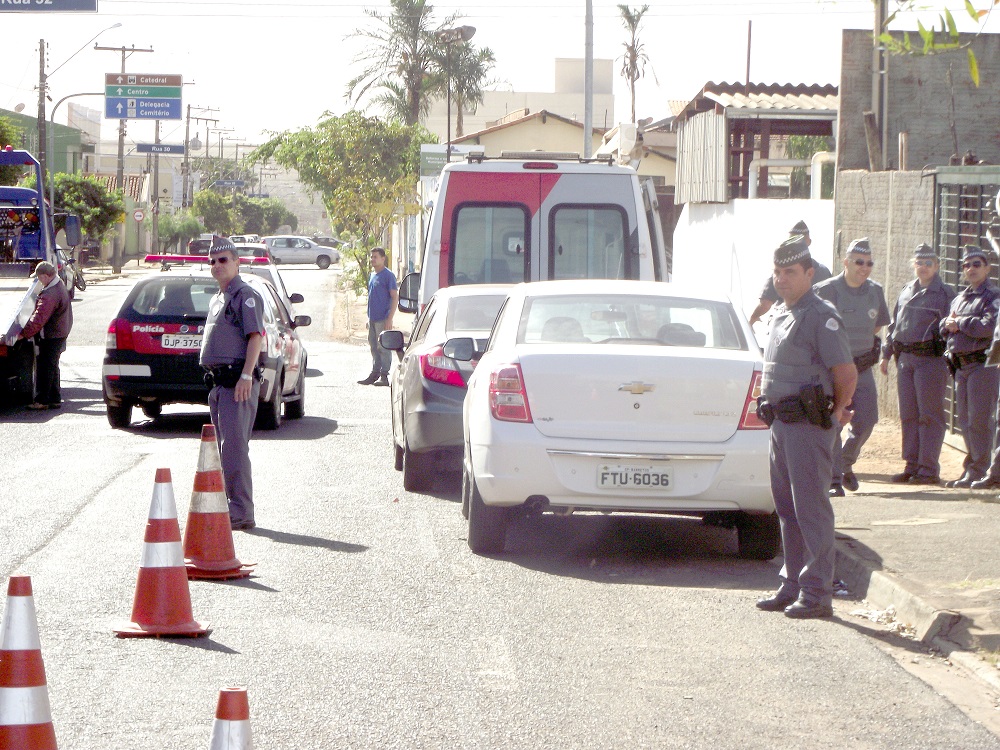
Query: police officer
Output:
[[941, 245, 1000, 488], [879, 244, 955, 485], [755, 236, 856, 619], [814, 238, 891, 495], [748, 220, 834, 327], [199, 237, 266, 530]]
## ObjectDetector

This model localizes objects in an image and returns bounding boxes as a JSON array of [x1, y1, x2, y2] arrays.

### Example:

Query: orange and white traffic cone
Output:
[[208, 687, 252, 750], [184, 425, 254, 580], [0, 575, 57, 750], [114, 468, 210, 638]]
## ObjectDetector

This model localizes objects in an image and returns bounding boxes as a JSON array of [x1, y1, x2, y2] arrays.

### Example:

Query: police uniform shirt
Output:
[[762, 289, 853, 402], [758, 260, 834, 302], [814, 274, 891, 355], [199, 275, 266, 367], [943, 280, 1000, 355], [884, 275, 955, 348]]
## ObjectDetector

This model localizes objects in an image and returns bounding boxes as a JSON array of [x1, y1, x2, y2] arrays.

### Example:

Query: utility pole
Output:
[[185, 108, 218, 207], [583, 0, 593, 158], [152, 119, 161, 252], [37, 40, 48, 191], [94, 43, 154, 272], [872, 0, 889, 169]]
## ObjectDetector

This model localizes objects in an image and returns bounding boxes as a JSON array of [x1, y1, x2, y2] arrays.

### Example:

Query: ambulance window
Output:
[[450, 204, 528, 286], [548, 206, 633, 281]]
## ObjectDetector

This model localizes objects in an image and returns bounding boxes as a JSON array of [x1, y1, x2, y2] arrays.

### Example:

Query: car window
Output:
[[450, 204, 528, 286], [444, 294, 505, 333], [131, 279, 216, 317], [516, 294, 746, 350], [410, 298, 437, 345], [549, 205, 632, 281], [263, 284, 290, 324]]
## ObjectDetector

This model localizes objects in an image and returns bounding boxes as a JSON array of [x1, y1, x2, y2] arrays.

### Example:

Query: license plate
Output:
[[597, 464, 672, 489], [161, 334, 202, 350]]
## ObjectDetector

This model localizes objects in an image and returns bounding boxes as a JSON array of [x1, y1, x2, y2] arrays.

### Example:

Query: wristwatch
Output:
[[240, 373, 252, 382]]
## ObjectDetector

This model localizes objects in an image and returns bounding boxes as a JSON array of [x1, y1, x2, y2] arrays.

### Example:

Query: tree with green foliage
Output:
[[192, 190, 235, 235], [0, 117, 24, 185], [150, 211, 204, 252], [44, 173, 125, 242], [429, 42, 496, 138], [786, 135, 835, 200], [618, 5, 651, 125]]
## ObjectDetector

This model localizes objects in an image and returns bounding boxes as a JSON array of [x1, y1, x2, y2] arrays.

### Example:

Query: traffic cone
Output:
[[0, 575, 57, 750], [208, 687, 252, 750], [114, 468, 210, 638], [184, 425, 254, 580]]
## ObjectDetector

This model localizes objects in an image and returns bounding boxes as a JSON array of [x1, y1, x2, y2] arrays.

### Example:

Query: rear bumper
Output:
[[470, 422, 773, 514]]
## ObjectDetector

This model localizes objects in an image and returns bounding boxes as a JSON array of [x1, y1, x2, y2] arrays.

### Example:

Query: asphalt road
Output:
[[1, 265, 998, 749]]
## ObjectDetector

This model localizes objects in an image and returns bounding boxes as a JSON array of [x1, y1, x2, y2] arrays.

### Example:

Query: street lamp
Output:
[[435, 25, 476, 163]]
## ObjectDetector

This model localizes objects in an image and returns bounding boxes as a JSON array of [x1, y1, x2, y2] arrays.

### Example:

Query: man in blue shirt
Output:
[[358, 246, 398, 387]]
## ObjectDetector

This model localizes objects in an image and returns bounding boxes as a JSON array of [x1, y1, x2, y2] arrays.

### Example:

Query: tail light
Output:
[[106, 318, 135, 351], [489, 363, 532, 423], [739, 369, 767, 430], [420, 345, 465, 387]]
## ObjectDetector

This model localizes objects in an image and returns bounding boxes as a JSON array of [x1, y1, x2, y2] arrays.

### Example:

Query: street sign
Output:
[[212, 180, 246, 188], [105, 97, 181, 120], [136, 143, 185, 155], [132, 209, 146, 223], [0, 0, 97, 11], [104, 74, 182, 120]]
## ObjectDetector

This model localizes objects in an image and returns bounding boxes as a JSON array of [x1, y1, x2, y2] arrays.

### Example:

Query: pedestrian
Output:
[[357, 246, 398, 387], [9, 261, 74, 410], [755, 236, 857, 619], [941, 244, 1000, 489], [748, 220, 834, 327], [814, 238, 891, 496], [879, 244, 955, 485], [199, 237, 266, 530]]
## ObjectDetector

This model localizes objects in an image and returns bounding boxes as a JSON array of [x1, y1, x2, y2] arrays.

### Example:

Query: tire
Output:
[[255, 375, 282, 430], [402, 440, 433, 492], [736, 512, 782, 560], [74, 273, 87, 291], [106, 402, 132, 429], [467, 471, 508, 554], [460, 465, 472, 520], [393, 441, 403, 471], [316, 255, 331, 270], [140, 402, 162, 419], [285, 368, 305, 419]]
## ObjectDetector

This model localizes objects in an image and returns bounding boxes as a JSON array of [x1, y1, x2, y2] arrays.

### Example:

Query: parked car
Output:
[[449, 279, 775, 558], [232, 241, 272, 261], [230, 234, 262, 244], [262, 236, 340, 269], [240, 261, 303, 318], [102, 269, 310, 430], [379, 285, 509, 491], [187, 238, 212, 255], [311, 235, 349, 250]]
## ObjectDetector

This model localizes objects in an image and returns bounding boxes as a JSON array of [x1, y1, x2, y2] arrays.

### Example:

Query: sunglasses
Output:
[[963, 260, 986, 269], [852, 259, 875, 267], [208, 257, 231, 266], [914, 259, 935, 267]]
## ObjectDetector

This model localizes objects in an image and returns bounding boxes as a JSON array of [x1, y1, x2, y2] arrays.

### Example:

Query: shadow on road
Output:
[[246, 526, 368, 554], [115, 412, 339, 440]]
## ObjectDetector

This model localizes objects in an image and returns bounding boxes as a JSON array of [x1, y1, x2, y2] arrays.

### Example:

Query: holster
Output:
[[756, 399, 775, 427], [853, 336, 881, 373], [944, 351, 959, 378], [798, 384, 834, 430], [203, 360, 252, 389]]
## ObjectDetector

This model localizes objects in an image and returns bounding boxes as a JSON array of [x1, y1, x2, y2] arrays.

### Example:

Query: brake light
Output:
[[489, 363, 532, 423], [106, 318, 135, 351], [739, 369, 767, 430], [420, 345, 465, 387]]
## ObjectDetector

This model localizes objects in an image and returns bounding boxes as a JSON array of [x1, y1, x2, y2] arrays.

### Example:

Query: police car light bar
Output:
[[144, 254, 270, 265]]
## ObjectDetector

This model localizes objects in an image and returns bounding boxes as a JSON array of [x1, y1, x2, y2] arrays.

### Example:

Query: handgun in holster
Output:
[[756, 398, 775, 427], [944, 351, 959, 378], [798, 384, 833, 429]]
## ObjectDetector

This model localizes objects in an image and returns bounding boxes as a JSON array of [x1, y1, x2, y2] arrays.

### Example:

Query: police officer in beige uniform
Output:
[[879, 244, 955, 485], [815, 238, 891, 496], [756, 237, 857, 619], [942, 245, 1000, 488], [199, 238, 266, 530]]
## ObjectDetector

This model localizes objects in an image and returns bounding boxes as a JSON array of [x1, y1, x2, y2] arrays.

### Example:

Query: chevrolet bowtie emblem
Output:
[[619, 381, 655, 395]]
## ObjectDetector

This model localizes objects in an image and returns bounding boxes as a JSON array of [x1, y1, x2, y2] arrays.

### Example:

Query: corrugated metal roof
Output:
[[676, 82, 838, 122]]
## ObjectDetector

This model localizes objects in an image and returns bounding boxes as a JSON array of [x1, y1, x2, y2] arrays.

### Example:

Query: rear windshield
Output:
[[517, 294, 746, 350], [450, 204, 528, 285], [444, 294, 506, 332], [129, 278, 216, 318]]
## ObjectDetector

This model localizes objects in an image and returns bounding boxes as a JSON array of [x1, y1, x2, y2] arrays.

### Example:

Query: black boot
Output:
[[374, 373, 390, 387], [358, 371, 379, 385]]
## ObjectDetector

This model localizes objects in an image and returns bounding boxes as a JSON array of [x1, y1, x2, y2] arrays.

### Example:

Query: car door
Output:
[[290, 238, 312, 264], [261, 283, 301, 395], [395, 298, 437, 446]]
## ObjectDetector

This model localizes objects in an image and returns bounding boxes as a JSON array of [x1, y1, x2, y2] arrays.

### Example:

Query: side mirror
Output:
[[398, 271, 420, 306], [443, 337, 475, 362], [293, 315, 311, 328], [379, 329, 406, 351], [64, 215, 82, 247], [289, 292, 304, 303], [398, 297, 417, 315]]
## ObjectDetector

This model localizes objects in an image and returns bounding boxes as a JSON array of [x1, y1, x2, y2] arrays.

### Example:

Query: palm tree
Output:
[[429, 43, 496, 138], [618, 4, 650, 125], [346, 0, 458, 126]]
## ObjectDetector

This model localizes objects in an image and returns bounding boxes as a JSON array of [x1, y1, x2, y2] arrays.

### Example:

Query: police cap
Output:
[[774, 236, 811, 267], [209, 235, 237, 255], [847, 237, 872, 256], [912, 243, 937, 260], [789, 220, 810, 237], [962, 244, 989, 263]]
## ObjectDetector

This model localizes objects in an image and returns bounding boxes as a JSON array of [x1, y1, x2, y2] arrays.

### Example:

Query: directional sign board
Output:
[[212, 180, 246, 188], [0, 0, 97, 11], [104, 74, 182, 120], [136, 143, 185, 155]]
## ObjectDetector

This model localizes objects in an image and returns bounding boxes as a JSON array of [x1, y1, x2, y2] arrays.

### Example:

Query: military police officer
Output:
[[815, 238, 891, 495], [756, 236, 857, 620], [748, 220, 834, 327], [879, 244, 955, 485], [941, 245, 1000, 488], [199, 237, 266, 530]]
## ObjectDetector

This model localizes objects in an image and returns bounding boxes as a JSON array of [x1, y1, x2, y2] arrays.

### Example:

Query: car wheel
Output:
[[255, 375, 282, 430], [271, 256, 281, 265], [140, 402, 162, 419], [393, 441, 403, 471], [285, 368, 305, 419], [106, 402, 132, 429], [467, 470, 508, 554], [402, 439, 433, 492], [316, 255, 331, 270], [736, 512, 782, 560]]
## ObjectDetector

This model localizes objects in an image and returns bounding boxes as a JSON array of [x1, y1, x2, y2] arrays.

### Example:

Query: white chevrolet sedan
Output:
[[449, 280, 775, 558]]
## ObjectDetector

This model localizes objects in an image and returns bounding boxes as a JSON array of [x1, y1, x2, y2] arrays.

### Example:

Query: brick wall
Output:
[[839, 29, 1000, 171]]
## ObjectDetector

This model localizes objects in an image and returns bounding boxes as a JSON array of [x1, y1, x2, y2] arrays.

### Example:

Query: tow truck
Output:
[[0, 145, 81, 404]]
